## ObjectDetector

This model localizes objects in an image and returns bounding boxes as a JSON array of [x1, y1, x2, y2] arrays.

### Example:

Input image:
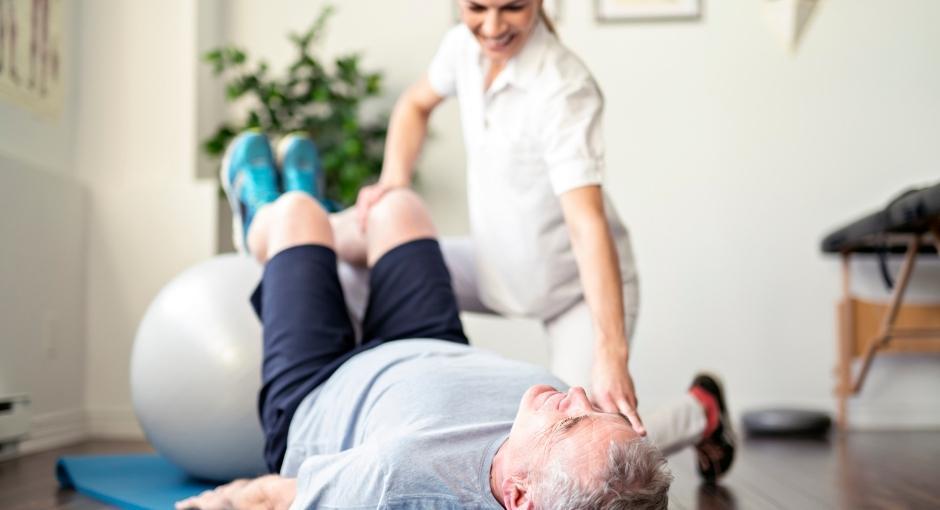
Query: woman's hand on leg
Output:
[[354, 183, 395, 232]]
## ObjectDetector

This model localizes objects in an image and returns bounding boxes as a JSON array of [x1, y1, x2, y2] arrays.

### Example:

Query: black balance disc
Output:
[[742, 408, 832, 438]]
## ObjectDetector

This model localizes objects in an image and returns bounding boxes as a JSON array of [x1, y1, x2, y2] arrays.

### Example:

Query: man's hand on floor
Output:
[[175, 474, 296, 510]]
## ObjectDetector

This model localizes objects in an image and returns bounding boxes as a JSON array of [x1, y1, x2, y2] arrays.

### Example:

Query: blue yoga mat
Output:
[[56, 454, 217, 510]]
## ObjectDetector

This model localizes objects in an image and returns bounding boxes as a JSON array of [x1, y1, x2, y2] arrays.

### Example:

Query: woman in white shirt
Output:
[[350, 0, 644, 433]]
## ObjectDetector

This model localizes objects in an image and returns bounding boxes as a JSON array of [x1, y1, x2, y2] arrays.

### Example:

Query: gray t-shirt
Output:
[[281, 339, 567, 510]]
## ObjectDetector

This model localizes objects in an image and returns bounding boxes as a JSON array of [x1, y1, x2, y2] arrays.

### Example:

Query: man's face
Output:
[[507, 385, 640, 483]]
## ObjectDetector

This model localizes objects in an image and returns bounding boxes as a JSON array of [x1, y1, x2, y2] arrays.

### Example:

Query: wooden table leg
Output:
[[837, 252, 853, 429], [851, 236, 920, 394]]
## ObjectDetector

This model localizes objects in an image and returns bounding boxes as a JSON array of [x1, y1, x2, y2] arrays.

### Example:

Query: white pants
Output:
[[337, 236, 704, 454]]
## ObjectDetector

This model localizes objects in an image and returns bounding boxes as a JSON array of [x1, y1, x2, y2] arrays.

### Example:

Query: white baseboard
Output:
[[20, 408, 87, 455], [848, 400, 940, 430], [13, 406, 145, 458], [85, 406, 145, 439]]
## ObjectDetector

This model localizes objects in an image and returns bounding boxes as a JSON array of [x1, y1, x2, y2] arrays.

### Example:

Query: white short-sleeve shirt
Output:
[[427, 20, 636, 319]]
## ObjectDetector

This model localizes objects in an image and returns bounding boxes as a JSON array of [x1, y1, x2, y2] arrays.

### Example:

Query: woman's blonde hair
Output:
[[540, 5, 557, 35]]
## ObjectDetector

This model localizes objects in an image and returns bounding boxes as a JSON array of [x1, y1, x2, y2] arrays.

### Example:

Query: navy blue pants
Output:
[[250, 239, 468, 472]]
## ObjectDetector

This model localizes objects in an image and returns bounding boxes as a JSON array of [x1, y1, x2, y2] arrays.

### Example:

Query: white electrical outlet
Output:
[[0, 394, 31, 454]]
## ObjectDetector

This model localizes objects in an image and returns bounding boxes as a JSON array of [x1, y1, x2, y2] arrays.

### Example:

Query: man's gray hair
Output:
[[529, 439, 673, 510]]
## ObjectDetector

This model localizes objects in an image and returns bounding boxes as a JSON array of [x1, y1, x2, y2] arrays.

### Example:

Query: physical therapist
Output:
[[352, 0, 644, 434]]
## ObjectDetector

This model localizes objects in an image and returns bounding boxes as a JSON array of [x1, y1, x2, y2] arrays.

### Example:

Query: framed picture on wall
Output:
[[0, 0, 65, 117], [595, 0, 701, 22]]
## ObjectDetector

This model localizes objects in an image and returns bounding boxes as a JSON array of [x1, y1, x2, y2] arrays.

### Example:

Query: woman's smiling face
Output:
[[458, 0, 541, 64]]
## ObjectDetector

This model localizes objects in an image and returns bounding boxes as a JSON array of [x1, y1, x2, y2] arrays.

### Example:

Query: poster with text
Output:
[[0, 0, 64, 117]]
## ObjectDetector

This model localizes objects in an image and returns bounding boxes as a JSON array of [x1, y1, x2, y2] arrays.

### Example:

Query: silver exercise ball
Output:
[[130, 254, 267, 481]]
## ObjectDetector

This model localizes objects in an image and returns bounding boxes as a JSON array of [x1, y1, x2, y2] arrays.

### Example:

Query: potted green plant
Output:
[[202, 5, 386, 208]]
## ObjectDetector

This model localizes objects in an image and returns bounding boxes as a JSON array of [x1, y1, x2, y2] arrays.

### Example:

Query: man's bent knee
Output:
[[367, 189, 431, 232], [265, 191, 334, 255], [365, 189, 436, 265], [272, 191, 328, 225]]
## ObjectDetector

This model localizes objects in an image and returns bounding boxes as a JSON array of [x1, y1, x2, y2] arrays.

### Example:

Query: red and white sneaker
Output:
[[690, 373, 736, 484]]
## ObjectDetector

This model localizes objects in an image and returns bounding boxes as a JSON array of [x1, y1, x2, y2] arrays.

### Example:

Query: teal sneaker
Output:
[[276, 133, 325, 204], [221, 131, 281, 254]]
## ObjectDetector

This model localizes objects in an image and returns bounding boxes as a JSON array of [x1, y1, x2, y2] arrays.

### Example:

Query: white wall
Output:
[[576, 0, 940, 427], [1, 0, 220, 446], [219, 0, 940, 428], [0, 157, 88, 452], [75, 0, 218, 437], [0, 1, 88, 452]]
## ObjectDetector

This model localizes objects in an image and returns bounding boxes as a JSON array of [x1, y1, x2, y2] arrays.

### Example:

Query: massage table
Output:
[[821, 182, 940, 428]]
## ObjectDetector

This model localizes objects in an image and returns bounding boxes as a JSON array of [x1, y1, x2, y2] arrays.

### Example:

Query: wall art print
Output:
[[0, 0, 64, 116]]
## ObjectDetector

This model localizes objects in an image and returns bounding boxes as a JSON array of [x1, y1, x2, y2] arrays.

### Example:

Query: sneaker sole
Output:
[[220, 132, 254, 255], [698, 371, 728, 413], [695, 372, 738, 483], [274, 134, 295, 170]]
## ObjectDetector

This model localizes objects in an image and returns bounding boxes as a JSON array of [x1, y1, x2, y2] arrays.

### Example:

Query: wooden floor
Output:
[[667, 431, 940, 509], [0, 441, 153, 510], [1, 432, 939, 509]]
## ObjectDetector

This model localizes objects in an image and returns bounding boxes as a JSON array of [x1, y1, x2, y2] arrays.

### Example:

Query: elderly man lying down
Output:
[[178, 183, 733, 509]]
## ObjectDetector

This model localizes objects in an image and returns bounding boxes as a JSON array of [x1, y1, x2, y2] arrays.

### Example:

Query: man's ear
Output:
[[501, 476, 535, 510]]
